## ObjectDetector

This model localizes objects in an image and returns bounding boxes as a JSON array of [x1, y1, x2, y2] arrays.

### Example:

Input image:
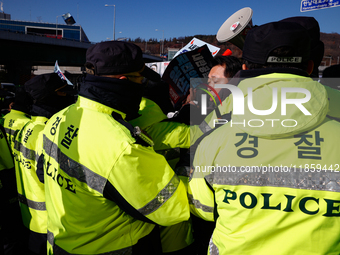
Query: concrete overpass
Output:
[[0, 29, 91, 85], [0, 30, 163, 85]]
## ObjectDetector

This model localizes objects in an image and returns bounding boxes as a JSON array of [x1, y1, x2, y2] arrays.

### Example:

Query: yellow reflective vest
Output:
[[0, 126, 14, 173], [129, 97, 193, 253], [129, 97, 190, 151], [0, 125, 22, 253], [42, 96, 190, 254], [130, 97, 190, 169], [13, 117, 48, 241], [189, 74, 340, 254], [3, 109, 30, 152], [190, 74, 340, 145]]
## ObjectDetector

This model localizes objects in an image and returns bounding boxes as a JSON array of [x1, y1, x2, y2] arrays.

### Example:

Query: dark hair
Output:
[[211, 56, 242, 77], [242, 46, 309, 71]]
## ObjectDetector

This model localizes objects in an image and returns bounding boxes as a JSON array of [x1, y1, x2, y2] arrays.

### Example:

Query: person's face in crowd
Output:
[[208, 64, 229, 101], [150, 65, 157, 72]]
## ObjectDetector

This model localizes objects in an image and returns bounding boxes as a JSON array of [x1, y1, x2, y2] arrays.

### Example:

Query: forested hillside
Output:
[[133, 32, 340, 66]]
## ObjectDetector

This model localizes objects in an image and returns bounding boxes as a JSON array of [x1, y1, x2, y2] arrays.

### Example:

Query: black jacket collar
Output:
[[79, 74, 144, 121]]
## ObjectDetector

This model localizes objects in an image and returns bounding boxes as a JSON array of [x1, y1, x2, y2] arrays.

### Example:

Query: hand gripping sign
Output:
[[162, 45, 214, 110]]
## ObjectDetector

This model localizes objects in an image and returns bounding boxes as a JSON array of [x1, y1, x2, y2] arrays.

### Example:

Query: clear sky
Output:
[[2, 0, 340, 43]]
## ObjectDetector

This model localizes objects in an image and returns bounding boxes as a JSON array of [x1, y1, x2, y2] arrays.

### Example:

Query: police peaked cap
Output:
[[242, 21, 311, 65], [85, 41, 160, 82], [279, 16, 324, 68]]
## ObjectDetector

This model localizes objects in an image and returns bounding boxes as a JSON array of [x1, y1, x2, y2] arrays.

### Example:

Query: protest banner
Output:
[[173, 37, 220, 59], [145, 61, 169, 77], [54, 60, 73, 85], [162, 44, 213, 110]]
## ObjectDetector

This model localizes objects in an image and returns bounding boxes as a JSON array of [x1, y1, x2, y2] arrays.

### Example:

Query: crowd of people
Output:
[[1, 15, 340, 255]]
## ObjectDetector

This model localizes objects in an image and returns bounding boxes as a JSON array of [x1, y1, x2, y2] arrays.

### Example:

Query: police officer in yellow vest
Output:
[[0, 125, 15, 255], [39, 41, 190, 255], [0, 125, 25, 255], [188, 21, 340, 254], [2, 87, 31, 152], [13, 73, 75, 255], [190, 17, 340, 145], [129, 96, 194, 254], [129, 97, 190, 168]]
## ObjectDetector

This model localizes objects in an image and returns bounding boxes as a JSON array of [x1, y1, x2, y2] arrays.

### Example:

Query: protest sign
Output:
[[54, 60, 73, 86], [162, 44, 213, 110], [173, 37, 220, 59], [145, 61, 169, 77]]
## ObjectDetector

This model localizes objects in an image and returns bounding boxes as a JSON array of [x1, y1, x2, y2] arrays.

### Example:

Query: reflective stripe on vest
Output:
[[137, 174, 181, 216], [13, 139, 37, 161], [18, 193, 46, 211], [209, 235, 219, 255], [43, 135, 107, 194], [43, 135, 182, 216], [203, 167, 340, 192], [3, 127, 16, 137], [47, 231, 133, 255], [199, 120, 212, 134], [188, 193, 213, 213]]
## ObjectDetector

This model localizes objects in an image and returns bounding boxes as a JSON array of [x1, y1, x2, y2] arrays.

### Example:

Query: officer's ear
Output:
[[306, 60, 314, 75], [85, 63, 95, 75], [242, 64, 248, 70]]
